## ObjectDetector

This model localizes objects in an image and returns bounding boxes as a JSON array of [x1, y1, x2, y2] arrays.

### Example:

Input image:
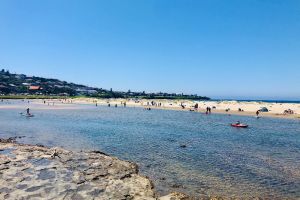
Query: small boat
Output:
[[231, 123, 248, 128]]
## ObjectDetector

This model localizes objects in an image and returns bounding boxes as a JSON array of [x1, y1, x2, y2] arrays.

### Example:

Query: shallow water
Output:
[[1, 102, 300, 199]]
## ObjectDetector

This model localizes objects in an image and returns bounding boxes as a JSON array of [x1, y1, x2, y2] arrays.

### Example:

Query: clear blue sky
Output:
[[1, 0, 299, 100]]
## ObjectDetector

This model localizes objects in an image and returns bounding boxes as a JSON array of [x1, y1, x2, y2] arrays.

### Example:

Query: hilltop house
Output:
[[29, 86, 41, 90], [15, 74, 26, 79], [76, 88, 97, 94]]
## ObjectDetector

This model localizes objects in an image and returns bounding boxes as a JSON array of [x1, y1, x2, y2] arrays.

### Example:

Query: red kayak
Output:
[[231, 123, 248, 128]]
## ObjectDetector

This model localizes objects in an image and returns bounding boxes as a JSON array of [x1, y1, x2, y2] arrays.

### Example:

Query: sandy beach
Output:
[[2, 98, 298, 120]]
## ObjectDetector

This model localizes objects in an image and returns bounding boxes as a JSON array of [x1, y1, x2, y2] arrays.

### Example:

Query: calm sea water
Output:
[[1, 102, 300, 199]]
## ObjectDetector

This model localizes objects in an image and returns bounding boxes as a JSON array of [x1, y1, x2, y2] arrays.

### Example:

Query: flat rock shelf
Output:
[[0, 139, 188, 200]]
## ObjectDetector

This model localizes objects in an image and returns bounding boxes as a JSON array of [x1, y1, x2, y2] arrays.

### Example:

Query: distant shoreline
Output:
[[1, 95, 300, 104], [148, 106, 300, 120], [1, 97, 299, 120], [62, 97, 300, 120]]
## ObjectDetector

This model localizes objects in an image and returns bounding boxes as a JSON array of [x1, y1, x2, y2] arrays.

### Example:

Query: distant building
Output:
[[76, 88, 97, 94], [29, 86, 41, 90], [15, 74, 26, 79]]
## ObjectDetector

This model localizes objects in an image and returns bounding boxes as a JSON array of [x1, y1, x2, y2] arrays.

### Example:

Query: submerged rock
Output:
[[159, 192, 190, 200], [0, 139, 192, 200], [0, 141, 156, 200]]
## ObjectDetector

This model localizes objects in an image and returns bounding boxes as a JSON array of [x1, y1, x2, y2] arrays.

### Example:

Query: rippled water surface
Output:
[[1, 102, 300, 199]]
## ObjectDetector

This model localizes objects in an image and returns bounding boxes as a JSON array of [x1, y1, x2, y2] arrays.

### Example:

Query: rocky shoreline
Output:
[[0, 137, 189, 200]]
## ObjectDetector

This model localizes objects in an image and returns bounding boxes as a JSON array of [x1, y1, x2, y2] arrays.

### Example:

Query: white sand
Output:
[[1, 98, 299, 119]]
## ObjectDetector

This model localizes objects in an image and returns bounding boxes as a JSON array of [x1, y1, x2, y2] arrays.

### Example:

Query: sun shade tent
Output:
[[259, 107, 269, 112]]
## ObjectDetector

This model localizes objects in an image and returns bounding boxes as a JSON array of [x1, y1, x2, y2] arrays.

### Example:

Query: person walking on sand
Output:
[[194, 103, 199, 110]]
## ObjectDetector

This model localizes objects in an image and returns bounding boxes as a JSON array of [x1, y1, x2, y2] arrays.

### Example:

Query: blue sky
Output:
[[0, 0, 300, 100]]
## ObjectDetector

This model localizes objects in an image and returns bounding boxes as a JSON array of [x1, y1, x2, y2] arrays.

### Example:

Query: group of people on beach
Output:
[[206, 107, 212, 114], [146, 101, 162, 107], [121, 101, 126, 107], [283, 109, 294, 115], [106, 102, 126, 107]]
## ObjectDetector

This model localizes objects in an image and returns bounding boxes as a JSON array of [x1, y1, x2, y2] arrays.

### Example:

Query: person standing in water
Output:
[[26, 108, 30, 115], [256, 110, 260, 117]]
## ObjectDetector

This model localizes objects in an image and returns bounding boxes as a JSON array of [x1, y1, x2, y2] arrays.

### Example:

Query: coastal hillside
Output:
[[0, 69, 210, 100]]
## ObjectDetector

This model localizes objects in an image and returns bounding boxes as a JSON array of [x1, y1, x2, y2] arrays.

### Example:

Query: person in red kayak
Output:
[[231, 121, 248, 128]]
